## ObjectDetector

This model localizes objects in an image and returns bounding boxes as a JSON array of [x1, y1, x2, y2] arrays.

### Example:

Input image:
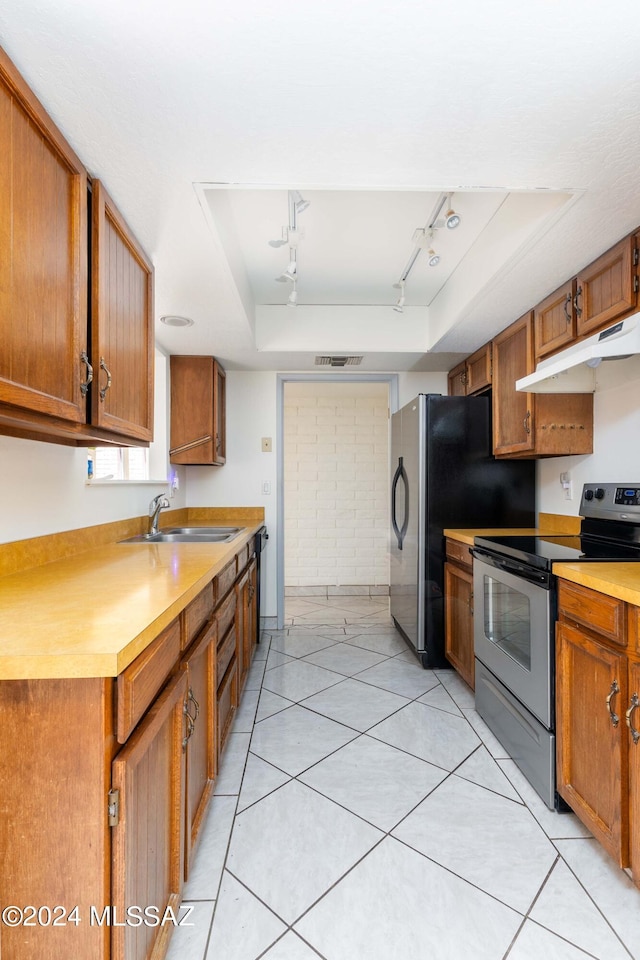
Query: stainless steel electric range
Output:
[[471, 483, 640, 810]]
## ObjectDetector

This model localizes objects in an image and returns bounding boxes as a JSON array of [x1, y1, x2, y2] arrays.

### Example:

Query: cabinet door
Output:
[[492, 313, 535, 456], [235, 568, 250, 693], [629, 659, 640, 887], [111, 670, 187, 960], [556, 622, 628, 866], [170, 356, 226, 465], [183, 619, 217, 877], [534, 280, 575, 362], [465, 343, 492, 395], [0, 48, 88, 424], [213, 360, 226, 464], [575, 236, 637, 337], [444, 561, 475, 689], [91, 181, 154, 442], [447, 361, 467, 396]]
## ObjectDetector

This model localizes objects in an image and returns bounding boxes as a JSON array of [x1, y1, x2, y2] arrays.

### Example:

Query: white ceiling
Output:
[[1, 1, 639, 372]]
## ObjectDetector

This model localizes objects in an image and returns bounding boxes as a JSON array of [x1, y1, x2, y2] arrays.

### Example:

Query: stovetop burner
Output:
[[474, 483, 640, 572]]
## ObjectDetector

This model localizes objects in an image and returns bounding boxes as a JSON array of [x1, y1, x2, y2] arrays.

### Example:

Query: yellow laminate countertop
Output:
[[0, 522, 263, 681], [443, 528, 539, 546], [553, 563, 640, 607]]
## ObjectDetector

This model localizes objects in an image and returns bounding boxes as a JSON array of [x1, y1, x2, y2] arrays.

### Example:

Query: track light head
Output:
[[291, 190, 310, 214], [428, 249, 440, 267], [445, 209, 461, 230], [393, 295, 405, 313], [278, 259, 297, 282], [287, 285, 298, 307]]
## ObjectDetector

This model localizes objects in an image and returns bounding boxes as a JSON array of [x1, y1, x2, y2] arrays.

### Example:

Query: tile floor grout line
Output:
[[546, 838, 637, 960]]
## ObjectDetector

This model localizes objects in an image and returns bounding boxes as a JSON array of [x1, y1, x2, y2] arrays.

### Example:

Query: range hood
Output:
[[516, 313, 640, 393]]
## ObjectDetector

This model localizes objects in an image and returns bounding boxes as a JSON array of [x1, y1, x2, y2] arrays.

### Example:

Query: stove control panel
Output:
[[581, 483, 640, 520]]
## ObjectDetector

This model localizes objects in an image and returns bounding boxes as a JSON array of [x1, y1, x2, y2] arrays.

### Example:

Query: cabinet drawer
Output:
[[558, 579, 626, 647], [217, 625, 236, 682], [216, 558, 237, 602], [217, 657, 238, 756], [215, 588, 237, 639], [445, 538, 473, 569], [182, 582, 214, 651], [117, 619, 181, 742]]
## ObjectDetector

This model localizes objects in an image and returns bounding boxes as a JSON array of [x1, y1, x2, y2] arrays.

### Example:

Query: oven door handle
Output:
[[471, 547, 551, 589]]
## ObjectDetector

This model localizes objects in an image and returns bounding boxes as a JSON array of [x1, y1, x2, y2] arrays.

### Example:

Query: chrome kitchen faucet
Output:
[[148, 494, 171, 535]]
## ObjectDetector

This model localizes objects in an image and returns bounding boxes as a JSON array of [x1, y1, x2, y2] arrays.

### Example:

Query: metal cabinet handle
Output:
[[563, 292, 572, 324], [606, 679, 620, 727], [215, 434, 221, 451], [573, 285, 583, 318], [99, 357, 112, 402], [626, 693, 640, 744], [187, 687, 200, 722], [468, 590, 474, 616], [182, 706, 195, 751], [80, 351, 93, 397], [523, 410, 531, 435]]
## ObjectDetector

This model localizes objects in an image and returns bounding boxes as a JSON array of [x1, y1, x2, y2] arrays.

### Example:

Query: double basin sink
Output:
[[120, 526, 244, 544]]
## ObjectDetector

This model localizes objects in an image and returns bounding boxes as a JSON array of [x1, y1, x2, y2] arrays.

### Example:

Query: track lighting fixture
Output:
[[445, 205, 461, 230], [291, 190, 310, 214], [391, 192, 461, 305], [271, 191, 311, 305], [393, 281, 405, 313], [281, 259, 297, 282]]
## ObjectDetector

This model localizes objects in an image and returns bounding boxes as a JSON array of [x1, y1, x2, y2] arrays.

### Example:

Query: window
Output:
[[89, 447, 149, 481]]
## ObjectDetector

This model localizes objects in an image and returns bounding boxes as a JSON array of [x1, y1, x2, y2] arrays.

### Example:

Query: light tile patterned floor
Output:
[[166, 597, 640, 960]]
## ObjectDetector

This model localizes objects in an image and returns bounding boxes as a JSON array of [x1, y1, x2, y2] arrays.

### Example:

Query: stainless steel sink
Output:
[[120, 526, 244, 544]]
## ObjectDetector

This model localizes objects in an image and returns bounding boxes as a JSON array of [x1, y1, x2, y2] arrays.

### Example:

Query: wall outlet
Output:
[[262, 480, 271, 495], [261, 437, 273, 453]]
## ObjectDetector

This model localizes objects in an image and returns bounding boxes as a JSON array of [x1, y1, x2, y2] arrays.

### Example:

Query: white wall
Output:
[[0, 352, 184, 544], [185, 371, 279, 615], [537, 356, 640, 514]]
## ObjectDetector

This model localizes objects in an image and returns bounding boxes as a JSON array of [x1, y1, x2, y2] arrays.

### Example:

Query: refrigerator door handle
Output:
[[391, 457, 409, 550]]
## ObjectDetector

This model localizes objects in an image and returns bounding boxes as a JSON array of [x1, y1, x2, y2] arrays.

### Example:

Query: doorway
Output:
[[276, 375, 399, 628]]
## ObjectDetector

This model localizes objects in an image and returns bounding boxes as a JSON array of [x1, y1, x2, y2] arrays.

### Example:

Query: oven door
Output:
[[472, 551, 553, 728]]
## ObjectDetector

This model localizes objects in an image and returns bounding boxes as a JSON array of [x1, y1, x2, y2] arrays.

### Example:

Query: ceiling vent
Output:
[[314, 356, 363, 367]]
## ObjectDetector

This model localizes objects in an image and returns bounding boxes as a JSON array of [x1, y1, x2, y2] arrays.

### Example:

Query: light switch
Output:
[[261, 437, 272, 452]]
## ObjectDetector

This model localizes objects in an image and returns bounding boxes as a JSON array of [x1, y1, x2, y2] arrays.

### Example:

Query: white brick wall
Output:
[[284, 383, 389, 589]]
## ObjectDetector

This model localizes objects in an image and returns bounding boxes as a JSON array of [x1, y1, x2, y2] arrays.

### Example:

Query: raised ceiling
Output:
[[0, 1, 639, 371]]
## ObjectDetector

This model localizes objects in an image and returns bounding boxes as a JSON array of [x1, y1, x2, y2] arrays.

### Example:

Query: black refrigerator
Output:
[[390, 394, 536, 668]]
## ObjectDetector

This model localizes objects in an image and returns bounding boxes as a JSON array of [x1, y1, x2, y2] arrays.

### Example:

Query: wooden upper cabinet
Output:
[[447, 360, 467, 396], [170, 356, 227, 465], [448, 344, 491, 397], [91, 181, 154, 442], [0, 46, 88, 424], [534, 279, 575, 362], [492, 313, 535, 456], [575, 236, 638, 338], [466, 342, 492, 395]]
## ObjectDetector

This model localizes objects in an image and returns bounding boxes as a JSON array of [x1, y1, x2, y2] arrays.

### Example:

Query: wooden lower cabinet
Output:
[[111, 671, 187, 960], [629, 658, 640, 880], [236, 555, 258, 694], [0, 540, 259, 959], [556, 621, 627, 864], [444, 539, 475, 690], [182, 619, 217, 878], [556, 578, 640, 886]]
